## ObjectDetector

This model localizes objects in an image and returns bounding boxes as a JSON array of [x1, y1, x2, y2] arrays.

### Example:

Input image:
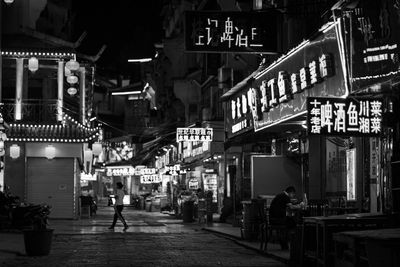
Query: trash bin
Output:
[[145, 198, 152, 212], [241, 199, 261, 241], [182, 200, 195, 223]]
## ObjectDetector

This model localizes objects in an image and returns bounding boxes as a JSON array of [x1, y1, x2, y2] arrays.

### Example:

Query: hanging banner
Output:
[[307, 97, 383, 136], [184, 11, 279, 54]]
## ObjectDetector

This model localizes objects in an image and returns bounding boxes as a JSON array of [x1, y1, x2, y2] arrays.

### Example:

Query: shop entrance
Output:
[[27, 158, 76, 219]]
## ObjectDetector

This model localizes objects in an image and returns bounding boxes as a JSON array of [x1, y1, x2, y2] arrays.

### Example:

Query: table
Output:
[[300, 213, 392, 267], [333, 228, 400, 267]]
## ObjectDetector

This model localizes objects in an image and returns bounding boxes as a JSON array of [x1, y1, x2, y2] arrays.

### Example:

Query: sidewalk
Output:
[[202, 221, 290, 264]]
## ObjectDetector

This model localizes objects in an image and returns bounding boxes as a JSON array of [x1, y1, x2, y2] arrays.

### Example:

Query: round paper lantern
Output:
[[66, 75, 78, 84], [92, 142, 102, 156], [45, 145, 56, 159], [28, 57, 39, 72], [3, 0, 15, 5], [65, 60, 80, 71], [10, 144, 20, 159], [67, 87, 77, 96], [1, 132, 7, 140]]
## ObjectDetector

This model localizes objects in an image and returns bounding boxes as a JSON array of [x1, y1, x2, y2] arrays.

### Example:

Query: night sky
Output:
[[72, 1, 164, 74]]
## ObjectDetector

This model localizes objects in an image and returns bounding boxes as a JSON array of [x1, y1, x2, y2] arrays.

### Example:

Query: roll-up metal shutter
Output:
[[27, 158, 75, 219]]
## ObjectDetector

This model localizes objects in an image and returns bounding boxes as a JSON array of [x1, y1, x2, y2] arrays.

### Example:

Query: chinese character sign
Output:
[[185, 11, 278, 53], [176, 128, 213, 142], [140, 174, 162, 184], [307, 97, 383, 136]]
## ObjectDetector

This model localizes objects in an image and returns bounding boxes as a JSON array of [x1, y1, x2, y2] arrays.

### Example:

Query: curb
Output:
[[202, 228, 289, 265]]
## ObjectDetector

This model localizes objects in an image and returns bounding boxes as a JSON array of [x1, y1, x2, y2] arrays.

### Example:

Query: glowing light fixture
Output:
[[10, 144, 20, 159], [67, 87, 77, 96], [66, 75, 78, 84], [111, 91, 142, 96], [45, 145, 56, 159], [28, 57, 39, 72], [65, 60, 80, 71], [3, 0, 14, 4], [127, 58, 152, 63]]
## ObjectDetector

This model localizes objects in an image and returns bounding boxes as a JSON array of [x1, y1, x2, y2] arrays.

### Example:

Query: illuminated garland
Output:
[[1, 51, 75, 59]]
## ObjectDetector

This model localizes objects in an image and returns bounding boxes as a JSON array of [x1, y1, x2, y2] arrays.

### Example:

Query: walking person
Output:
[[108, 182, 129, 231]]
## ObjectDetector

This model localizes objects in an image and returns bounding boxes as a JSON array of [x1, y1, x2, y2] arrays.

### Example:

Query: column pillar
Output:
[[79, 67, 86, 124], [15, 58, 24, 121], [57, 61, 64, 121]]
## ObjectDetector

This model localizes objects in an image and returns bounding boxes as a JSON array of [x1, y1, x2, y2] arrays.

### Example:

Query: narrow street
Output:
[[1, 206, 285, 267]]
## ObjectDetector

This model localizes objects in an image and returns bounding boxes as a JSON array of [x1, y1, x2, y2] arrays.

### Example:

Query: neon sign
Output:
[[307, 97, 383, 136], [185, 11, 278, 53]]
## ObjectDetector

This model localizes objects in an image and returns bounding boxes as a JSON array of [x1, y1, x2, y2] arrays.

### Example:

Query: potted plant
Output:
[[22, 204, 53, 256]]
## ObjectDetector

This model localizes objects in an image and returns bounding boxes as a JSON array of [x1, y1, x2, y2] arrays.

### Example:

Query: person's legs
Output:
[[116, 205, 128, 229], [109, 208, 118, 229]]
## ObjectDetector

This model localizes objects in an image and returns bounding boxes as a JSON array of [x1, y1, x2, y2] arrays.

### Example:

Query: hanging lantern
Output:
[[3, 0, 15, 5], [1, 132, 7, 141], [67, 87, 77, 96], [45, 145, 56, 159], [10, 144, 20, 159], [64, 66, 72, 76], [0, 140, 4, 150], [65, 60, 80, 71], [92, 142, 102, 156], [66, 75, 78, 84], [28, 57, 39, 72]]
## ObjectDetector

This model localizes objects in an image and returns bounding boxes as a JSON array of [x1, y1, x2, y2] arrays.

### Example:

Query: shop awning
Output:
[[220, 65, 265, 101]]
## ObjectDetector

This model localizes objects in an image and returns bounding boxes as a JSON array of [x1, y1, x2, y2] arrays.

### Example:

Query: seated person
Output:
[[269, 186, 304, 249]]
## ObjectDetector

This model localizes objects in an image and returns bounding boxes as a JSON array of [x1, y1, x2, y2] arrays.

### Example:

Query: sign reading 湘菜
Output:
[[185, 11, 278, 53], [307, 97, 383, 136], [176, 128, 213, 142]]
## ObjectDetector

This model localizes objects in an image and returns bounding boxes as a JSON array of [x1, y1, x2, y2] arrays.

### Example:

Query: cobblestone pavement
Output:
[[1, 206, 286, 267]]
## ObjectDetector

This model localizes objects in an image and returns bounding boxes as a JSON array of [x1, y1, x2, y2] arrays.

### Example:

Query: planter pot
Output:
[[23, 229, 54, 256]]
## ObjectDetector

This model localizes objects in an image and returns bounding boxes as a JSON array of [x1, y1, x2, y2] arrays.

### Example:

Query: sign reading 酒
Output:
[[176, 128, 213, 142], [307, 97, 383, 136], [185, 11, 278, 53]]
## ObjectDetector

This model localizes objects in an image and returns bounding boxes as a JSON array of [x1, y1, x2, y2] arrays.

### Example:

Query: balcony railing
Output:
[[2, 99, 79, 124]]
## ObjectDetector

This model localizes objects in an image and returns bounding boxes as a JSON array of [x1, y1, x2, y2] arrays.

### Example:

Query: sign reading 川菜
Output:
[[307, 97, 383, 136]]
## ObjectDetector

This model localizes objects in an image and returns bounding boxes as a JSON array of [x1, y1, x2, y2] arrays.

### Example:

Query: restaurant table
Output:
[[300, 213, 392, 267], [333, 228, 400, 267]]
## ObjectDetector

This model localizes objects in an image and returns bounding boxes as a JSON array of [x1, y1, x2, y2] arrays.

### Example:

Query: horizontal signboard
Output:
[[185, 11, 278, 53], [140, 174, 162, 184], [307, 97, 383, 136], [252, 21, 346, 132], [176, 128, 213, 142]]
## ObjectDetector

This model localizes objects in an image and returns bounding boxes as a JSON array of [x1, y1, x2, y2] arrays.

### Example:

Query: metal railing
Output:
[[2, 99, 80, 124]]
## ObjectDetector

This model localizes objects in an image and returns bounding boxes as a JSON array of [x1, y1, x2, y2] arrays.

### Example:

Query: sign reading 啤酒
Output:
[[307, 97, 383, 136]]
